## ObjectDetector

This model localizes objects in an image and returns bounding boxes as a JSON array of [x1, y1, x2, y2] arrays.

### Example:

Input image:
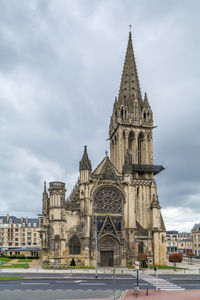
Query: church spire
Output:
[[118, 28, 142, 109]]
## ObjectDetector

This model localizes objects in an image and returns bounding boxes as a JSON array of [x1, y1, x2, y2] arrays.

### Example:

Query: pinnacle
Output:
[[43, 181, 47, 194], [79, 145, 92, 171]]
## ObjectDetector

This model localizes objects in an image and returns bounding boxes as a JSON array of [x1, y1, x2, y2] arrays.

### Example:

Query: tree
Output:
[[137, 253, 148, 269], [70, 258, 76, 266], [169, 253, 183, 271], [187, 252, 195, 265]]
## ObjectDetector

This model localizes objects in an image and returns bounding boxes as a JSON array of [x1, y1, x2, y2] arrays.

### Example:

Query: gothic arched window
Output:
[[138, 132, 144, 164], [138, 242, 144, 254], [94, 186, 124, 214], [69, 236, 81, 255], [128, 131, 134, 154]]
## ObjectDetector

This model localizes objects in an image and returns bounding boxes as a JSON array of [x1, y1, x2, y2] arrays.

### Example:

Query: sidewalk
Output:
[[66, 289, 200, 300], [123, 289, 200, 300]]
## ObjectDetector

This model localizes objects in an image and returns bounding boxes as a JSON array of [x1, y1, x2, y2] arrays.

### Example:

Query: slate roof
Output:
[[0, 216, 39, 227]]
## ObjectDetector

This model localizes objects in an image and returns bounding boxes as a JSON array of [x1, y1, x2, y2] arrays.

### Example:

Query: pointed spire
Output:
[[144, 92, 148, 103], [42, 181, 48, 211], [79, 145, 92, 171], [118, 28, 142, 109]]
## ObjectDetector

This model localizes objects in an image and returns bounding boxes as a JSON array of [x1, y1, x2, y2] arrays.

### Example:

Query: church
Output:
[[40, 31, 166, 267]]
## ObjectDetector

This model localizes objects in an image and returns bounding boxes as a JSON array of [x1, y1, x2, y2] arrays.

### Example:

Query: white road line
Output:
[[56, 280, 75, 283], [138, 274, 185, 291], [21, 283, 49, 285], [79, 283, 106, 285]]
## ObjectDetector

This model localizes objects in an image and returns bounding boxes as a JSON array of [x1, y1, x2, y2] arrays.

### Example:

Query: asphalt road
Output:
[[0, 273, 199, 299], [0, 273, 151, 300]]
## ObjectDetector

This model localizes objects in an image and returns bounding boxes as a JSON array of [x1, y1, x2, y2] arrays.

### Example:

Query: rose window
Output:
[[94, 186, 123, 214]]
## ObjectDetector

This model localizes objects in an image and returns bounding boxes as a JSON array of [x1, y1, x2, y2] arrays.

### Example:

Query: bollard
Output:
[[156, 280, 158, 291], [146, 288, 148, 295]]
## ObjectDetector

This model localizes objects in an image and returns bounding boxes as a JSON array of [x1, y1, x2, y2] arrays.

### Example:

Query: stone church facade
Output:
[[40, 31, 166, 267]]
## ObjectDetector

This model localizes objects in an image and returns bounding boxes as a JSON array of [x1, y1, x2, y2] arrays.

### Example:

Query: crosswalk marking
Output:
[[137, 274, 185, 291]]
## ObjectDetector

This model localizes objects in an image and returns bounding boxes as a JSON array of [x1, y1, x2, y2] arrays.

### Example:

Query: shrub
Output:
[[137, 253, 148, 268], [70, 258, 76, 266], [169, 253, 183, 263], [187, 252, 195, 258]]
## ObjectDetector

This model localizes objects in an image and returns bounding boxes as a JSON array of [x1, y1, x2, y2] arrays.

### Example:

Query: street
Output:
[[0, 272, 200, 299]]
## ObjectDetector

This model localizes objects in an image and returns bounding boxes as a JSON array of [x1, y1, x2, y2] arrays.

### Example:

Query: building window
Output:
[[138, 132, 144, 164], [128, 131, 134, 155], [138, 242, 144, 254], [69, 236, 81, 255]]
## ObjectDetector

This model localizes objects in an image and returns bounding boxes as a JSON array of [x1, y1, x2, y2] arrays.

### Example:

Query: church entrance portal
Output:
[[98, 234, 120, 267], [100, 251, 113, 267]]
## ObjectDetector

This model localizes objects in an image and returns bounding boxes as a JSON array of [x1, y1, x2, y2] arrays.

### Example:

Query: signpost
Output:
[[134, 261, 140, 295]]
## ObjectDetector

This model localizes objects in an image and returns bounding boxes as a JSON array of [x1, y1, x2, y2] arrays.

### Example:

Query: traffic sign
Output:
[[134, 261, 140, 270]]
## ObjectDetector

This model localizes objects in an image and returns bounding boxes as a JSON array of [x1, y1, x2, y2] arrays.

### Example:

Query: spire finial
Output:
[[129, 24, 132, 32], [105, 150, 108, 157]]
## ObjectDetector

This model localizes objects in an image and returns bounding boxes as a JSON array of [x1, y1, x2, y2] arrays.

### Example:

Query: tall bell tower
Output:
[[109, 29, 166, 265], [109, 30, 154, 173]]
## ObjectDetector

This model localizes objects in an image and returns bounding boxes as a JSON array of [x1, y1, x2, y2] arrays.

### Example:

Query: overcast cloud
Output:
[[0, 0, 199, 232]]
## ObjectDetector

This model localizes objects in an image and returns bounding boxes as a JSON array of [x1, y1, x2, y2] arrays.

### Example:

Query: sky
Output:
[[0, 0, 199, 232]]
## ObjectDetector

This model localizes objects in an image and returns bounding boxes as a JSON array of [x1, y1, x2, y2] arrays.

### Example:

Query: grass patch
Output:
[[151, 265, 184, 270], [17, 259, 32, 262], [2, 264, 29, 268], [0, 277, 24, 280], [0, 257, 12, 263], [42, 264, 95, 269]]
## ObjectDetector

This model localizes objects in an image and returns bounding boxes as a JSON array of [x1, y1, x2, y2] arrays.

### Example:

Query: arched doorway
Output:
[[98, 235, 120, 267]]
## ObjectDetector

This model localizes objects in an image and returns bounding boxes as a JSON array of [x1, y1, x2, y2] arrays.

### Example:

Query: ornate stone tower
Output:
[[109, 30, 166, 265]]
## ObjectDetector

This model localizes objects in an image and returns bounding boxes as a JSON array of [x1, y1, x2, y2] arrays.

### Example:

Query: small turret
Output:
[[79, 146, 92, 183]]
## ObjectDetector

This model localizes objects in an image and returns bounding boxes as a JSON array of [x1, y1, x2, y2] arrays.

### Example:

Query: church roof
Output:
[[92, 155, 120, 179]]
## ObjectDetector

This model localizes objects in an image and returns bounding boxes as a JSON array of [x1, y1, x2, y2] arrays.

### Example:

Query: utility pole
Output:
[[94, 204, 98, 278]]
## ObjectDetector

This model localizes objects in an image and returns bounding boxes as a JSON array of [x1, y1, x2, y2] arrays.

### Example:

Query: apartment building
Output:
[[166, 231, 192, 254], [191, 223, 200, 257], [0, 215, 41, 256]]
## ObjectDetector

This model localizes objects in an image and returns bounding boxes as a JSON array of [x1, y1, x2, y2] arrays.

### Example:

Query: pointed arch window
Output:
[[69, 236, 81, 255], [121, 108, 124, 119], [138, 132, 144, 164], [128, 131, 134, 154], [138, 242, 144, 254]]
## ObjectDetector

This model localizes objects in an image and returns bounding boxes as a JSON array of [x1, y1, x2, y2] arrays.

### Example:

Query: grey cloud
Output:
[[0, 0, 199, 232]]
